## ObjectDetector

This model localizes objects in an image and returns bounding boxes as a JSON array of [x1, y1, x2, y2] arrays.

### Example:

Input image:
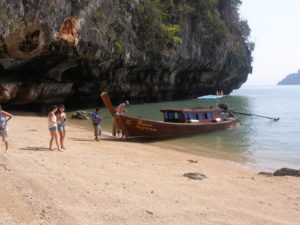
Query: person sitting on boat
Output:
[[117, 100, 129, 115], [113, 101, 129, 137]]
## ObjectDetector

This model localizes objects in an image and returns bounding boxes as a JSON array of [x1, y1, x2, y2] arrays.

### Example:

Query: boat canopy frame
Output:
[[161, 108, 222, 123]]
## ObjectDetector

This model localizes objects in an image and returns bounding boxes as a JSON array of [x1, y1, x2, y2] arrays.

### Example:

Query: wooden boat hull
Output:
[[116, 115, 235, 138], [100, 92, 236, 138]]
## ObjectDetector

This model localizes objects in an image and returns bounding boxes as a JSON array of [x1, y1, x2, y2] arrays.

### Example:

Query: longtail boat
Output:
[[101, 92, 236, 138]]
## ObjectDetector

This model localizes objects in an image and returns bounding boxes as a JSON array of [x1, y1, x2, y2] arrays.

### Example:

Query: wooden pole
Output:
[[234, 111, 280, 121]]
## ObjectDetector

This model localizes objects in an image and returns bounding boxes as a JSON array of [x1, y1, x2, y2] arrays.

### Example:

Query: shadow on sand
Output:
[[19, 147, 49, 151], [68, 137, 96, 142]]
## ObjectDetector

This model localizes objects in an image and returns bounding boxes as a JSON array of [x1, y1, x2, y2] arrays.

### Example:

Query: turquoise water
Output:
[[69, 85, 300, 170]]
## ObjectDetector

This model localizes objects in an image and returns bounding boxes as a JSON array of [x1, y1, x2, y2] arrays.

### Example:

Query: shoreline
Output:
[[0, 112, 299, 225], [69, 117, 265, 172]]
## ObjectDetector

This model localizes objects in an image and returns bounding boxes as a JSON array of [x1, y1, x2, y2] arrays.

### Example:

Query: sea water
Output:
[[69, 85, 300, 170]]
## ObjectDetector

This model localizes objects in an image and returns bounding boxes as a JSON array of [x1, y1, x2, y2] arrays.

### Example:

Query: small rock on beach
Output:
[[273, 168, 300, 177], [187, 160, 198, 163], [258, 168, 300, 177], [183, 172, 207, 180]]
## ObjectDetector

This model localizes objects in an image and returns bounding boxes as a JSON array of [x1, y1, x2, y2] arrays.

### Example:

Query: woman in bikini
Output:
[[48, 105, 61, 151], [57, 105, 67, 150]]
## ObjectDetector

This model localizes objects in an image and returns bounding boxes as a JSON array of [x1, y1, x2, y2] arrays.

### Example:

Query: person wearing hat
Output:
[[0, 105, 13, 152]]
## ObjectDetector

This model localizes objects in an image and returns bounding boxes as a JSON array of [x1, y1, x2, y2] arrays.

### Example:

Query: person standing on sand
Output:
[[0, 105, 13, 152], [57, 104, 67, 150], [48, 105, 62, 151], [91, 108, 102, 141]]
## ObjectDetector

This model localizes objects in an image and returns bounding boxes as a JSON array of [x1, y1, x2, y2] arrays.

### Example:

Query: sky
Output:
[[239, 0, 300, 85]]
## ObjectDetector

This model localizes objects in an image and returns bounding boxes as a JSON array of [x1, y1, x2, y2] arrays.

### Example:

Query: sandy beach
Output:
[[0, 112, 299, 225]]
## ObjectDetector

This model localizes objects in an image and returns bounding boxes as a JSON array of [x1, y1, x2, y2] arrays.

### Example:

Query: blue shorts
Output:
[[49, 127, 57, 131], [58, 125, 67, 131]]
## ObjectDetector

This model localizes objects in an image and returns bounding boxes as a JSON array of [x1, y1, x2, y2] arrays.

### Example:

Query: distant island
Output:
[[277, 69, 300, 85]]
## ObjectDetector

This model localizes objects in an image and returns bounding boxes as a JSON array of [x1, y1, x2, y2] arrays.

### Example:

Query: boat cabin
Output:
[[160, 108, 222, 123]]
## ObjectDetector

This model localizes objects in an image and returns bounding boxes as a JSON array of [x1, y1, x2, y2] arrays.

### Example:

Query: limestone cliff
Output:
[[0, 0, 253, 109]]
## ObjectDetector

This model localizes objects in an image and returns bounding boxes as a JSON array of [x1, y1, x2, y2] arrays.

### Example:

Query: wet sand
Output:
[[0, 112, 299, 225]]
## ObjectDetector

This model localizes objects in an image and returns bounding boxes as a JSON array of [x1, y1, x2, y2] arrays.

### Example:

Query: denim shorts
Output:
[[49, 126, 57, 131], [58, 125, 67, 131]]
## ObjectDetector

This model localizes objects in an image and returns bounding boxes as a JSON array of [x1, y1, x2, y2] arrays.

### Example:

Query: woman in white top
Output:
[[48, 105, 61, 151]]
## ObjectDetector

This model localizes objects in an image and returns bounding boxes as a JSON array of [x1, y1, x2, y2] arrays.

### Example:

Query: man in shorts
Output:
[[0, 105, 13, 152], [91, 108, 102, 141]]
